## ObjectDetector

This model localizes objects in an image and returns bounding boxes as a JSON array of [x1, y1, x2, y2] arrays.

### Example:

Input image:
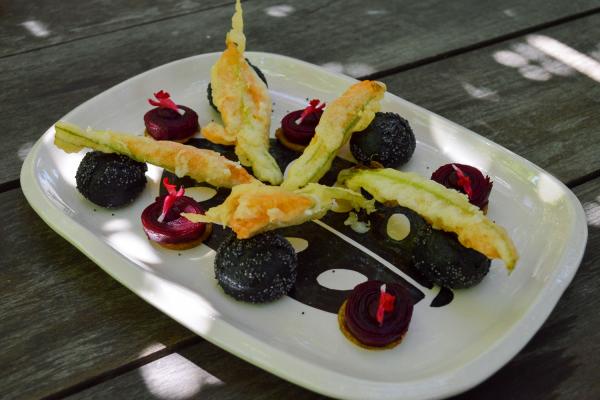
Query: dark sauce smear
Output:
[[430, 287, 454, 308], [160, 139, 458, 311], [321, 208, 434, 289], [281, 223, 422, 314]]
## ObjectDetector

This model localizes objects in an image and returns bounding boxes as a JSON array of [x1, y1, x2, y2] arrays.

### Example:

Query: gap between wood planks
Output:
[[3, 2, 599, 64], [359, 5, 600, 80], [39, 336, 203, 400], [0, 179, 20, 193], [0, 0, 241, 60]]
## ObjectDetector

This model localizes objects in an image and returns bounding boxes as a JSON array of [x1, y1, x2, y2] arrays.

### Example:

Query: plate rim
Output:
[[20, 51, 589, 400]]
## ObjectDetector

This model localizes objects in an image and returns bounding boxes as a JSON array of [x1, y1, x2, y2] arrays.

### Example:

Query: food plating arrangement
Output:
[[17, 0, 597, 398], [51, 0, 519, 351]]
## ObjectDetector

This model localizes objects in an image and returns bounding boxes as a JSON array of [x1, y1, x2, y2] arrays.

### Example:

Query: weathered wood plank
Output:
[[382, 12, 600, 184], [69, 340, 329, 400], [0, 189, 196, 399], [58, 178, 600, 400], [3, 0, 599, 60], [2, 0, 600, 185], [0, 0, 229, 57]]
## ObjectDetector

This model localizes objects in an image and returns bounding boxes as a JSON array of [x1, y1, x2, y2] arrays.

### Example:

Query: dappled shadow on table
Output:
[[452, 194, 600, 399]]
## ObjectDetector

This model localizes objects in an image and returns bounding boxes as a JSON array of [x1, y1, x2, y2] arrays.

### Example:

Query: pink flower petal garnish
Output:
[[376, 284, 396, 326], [158, 177, 185, 223], [452, 164, 474, 199], [148, 90, 181, 114], [297, 99, 326, 124]]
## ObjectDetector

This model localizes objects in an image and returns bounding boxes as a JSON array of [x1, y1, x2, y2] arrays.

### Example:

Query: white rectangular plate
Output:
[[21, 52, 587, 400]]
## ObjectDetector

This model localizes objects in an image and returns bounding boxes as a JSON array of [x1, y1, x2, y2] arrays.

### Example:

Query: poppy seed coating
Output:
[[215, 232, 297, 303], [75, 151, 147, 208], [350, 112, 416, 168], [414, 229, 491, 289]]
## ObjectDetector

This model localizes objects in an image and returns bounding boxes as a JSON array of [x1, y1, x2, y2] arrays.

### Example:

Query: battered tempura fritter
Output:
[[183, 182, 374, 239], [203, 0, 282, 185], [54, 121, 256, 188], [337, 168, 518, 270], [282, 80, 386, 190]]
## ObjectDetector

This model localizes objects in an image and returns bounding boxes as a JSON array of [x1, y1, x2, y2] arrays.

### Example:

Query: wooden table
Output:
[[2, 1, 600, 399]]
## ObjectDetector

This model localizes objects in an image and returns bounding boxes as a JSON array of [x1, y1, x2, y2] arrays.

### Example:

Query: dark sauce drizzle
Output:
[[161, 138, 455, 312], [430, 287, 454, 307]]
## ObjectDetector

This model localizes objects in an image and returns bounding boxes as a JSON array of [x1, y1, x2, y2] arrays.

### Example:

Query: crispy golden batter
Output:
[[338, 168, 519, 270], [201, 122, 236, 146], [183, 182, 374, 239], [203, 0, 282, 184], [54, 121, 256, 188], [226, 0, 245, 52], [282, 80, 386, 190], [184, 183, 313, 239]]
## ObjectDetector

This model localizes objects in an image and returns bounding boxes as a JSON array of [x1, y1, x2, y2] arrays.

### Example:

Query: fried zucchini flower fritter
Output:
[[182, 182, 374, 239], [282, 80, 386, 190], [54, 121, 256, 188], [337, 168, 518, 270], [203, 0, 283, 185]]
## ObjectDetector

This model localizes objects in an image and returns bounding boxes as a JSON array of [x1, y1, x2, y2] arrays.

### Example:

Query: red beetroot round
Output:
[[431, 163, 493, 211], [141, 195, 206, 245], [280, 109, 322, 145], [280, 100, 325, 145], [144, 105, 199, 141], [343, 280, 413, 348]]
